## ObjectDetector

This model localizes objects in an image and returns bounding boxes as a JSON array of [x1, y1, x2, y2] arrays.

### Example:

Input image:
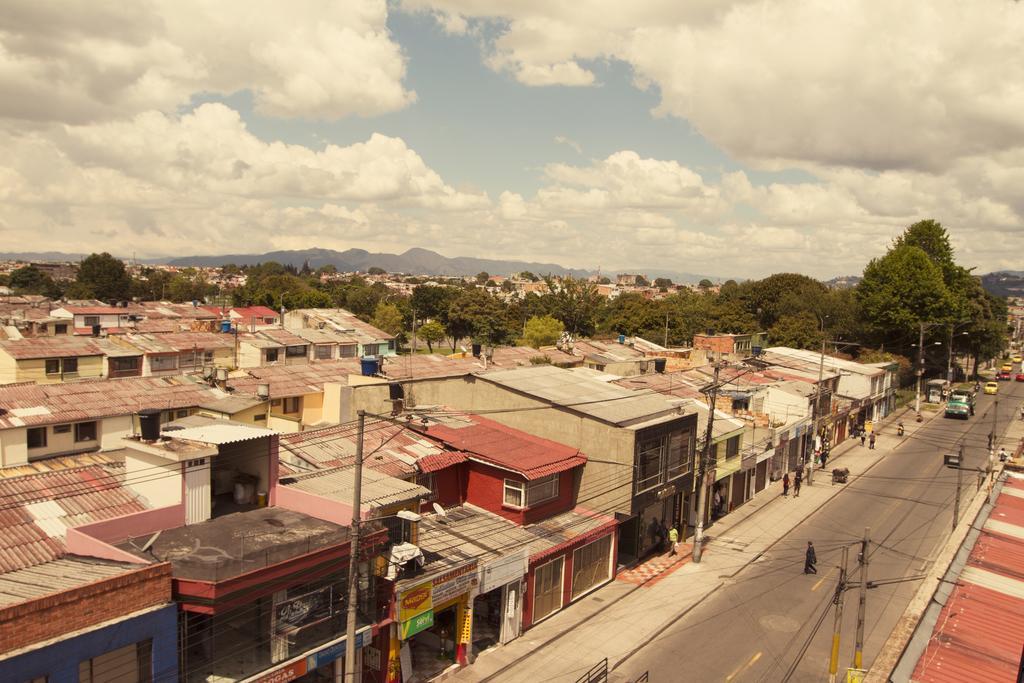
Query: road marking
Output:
[[725, 652, 762, 681], [812, 566, 836, 592]]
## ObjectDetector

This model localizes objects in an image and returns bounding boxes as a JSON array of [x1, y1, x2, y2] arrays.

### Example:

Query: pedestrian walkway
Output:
[[616, 544, 694, 587], [455, 407, 929, 683]]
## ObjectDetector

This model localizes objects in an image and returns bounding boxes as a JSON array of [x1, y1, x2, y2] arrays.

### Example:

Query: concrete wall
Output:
[[0, 427, 28, 467], [0, 350, 16, 384], [301, 392, 324, 425], [15, 354, 104, 384], [125, 450, 183, 508], [275, 484, 355, 526], [101, 414, 134, 449]]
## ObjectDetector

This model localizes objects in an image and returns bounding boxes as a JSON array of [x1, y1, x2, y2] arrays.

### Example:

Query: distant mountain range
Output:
[[980, 271, 1024, 298]]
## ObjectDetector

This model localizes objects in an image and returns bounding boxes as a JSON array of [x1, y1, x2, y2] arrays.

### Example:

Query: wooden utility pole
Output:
[[692, 361, 721, 564], [828, 545, 849, 683], [344, 411, 366, 682], [854, 528, 870, 669], [914, 321, 925, 414], [953, 444, 964, 531]]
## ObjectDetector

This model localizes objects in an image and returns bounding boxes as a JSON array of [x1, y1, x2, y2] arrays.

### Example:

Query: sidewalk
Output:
[[454, 408, 928, 683]]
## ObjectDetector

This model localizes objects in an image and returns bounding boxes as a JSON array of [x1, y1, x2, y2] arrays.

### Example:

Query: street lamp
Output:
[[911, 338, 942, 414], [947, 326, 971, 383]]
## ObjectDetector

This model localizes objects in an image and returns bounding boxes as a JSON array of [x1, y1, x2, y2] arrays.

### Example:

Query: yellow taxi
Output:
[[985, 381, 999, 395], [1014, 355, 1023, 364], [1001, 363, 1013, 373]]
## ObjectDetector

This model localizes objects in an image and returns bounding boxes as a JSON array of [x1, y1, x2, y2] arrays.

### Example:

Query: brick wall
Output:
[[465, 463, 575, 525], [692, 334, 736, 354], [0, 562, 172, 654]]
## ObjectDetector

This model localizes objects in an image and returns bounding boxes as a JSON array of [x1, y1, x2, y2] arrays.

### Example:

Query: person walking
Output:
[[804, 541, 817, 574], [820, 449, 829, 470], [782, 472, 790, 497], [668, 525, 680, 556], [869, 432, 876, 450], [658, 518, 669, 553], [860, 430, 866, 447], [794, 468, 803, 497]]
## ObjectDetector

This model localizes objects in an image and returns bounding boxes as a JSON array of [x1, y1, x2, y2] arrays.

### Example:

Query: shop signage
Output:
[[244, 627, 372, 683], [656, 483, 677, 500], [479, 550, 528, 594], [397, 581, 433, 622], [274, 586, 333, 635], [249, 661, 308, 683], [430, 561, 478, 605], [365, 646, 382, 671], [400, 609, 434, 639]]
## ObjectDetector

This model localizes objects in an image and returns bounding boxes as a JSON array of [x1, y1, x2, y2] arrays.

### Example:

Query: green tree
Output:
[[519, 271, 539, 282], [856, 245, 950, 337], [543, 276, 603, 336], [500, 279, 514, 292], [446, 289, 513, 349], [8, 265, 61, 297], [411, 285, 457, 322], [371, 302, 404, 337], [368, 266, 386, 275], [698, 278, 714, 289], [653, 277, 673, 288], [76, 253, 131, 301], [475, 271, 490, 284], [417, 320, 446, 353], [522, 315, 565, 348], [768, 312, 825, 350]]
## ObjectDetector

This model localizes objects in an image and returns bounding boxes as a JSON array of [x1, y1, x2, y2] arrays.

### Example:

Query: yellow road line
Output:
[[725, 651, 763, 681], [812, 566, 836, 592]]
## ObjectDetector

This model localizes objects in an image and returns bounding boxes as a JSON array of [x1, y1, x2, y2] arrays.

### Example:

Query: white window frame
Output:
[[503, 479, 525, 508], [504, 474, 559, 508]]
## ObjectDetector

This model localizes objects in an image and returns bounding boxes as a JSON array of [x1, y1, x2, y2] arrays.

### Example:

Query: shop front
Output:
[[391, 561, 478, 682], [472, 549, 528, 655], [242, 626, 375, 683]]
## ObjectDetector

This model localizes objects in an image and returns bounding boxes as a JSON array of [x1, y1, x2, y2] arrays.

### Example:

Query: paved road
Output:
[[616, 376, 1024, 683]]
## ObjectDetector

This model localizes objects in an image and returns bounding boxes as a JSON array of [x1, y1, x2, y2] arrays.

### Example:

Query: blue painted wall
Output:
[[0, 604, 178, 683]]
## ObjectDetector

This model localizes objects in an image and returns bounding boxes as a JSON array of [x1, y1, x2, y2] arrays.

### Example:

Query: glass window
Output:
[[283, 397, 300, 414], [315, 345, 333, 360], [362, 344, 380, 356], [54, 323, 68, 335], [527, 475, 559, 506], [74, 421, 97, 442], [265, 348, 280, 363], [53, 424, 71, 434], [78, 639, 151, 683], [111, 356, 140, 372], [27, 427, 47, 449], [726, 436, 740, 459], [83, 316, 100, 327], [416, 473, 437, 500], [61, 357, 78, 374], [339, 344, 357, 358], [203, 350, 214, 364], [635, 436, 666, 492], [285, 345, 307, 358], [150, 355, 178, 372], [45, 358, 60, 375], [503, 479, 525, 507], [666, 430, 691, 479]]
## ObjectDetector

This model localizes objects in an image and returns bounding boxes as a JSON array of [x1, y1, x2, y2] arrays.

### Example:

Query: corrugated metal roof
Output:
[[0, 462, 150, 573], [479, 365, 682, 427], [0, 374, 226, 428], [0, 556, 139, 606], [229, 359, 362, 398], [426, 414, 586, 480], [911, 480, 1024, 682], [284, 467, 430, 508], [169, 423, 275, 445], [0, 337, 106, 360]]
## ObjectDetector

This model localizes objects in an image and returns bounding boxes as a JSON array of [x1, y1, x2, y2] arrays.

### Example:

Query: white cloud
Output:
[[0, 0, 414, 124]]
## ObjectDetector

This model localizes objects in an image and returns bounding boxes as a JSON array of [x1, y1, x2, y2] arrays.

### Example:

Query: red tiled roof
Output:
[[0, 463, 149, 572], [911, 481, 1024, 682], [426, 414, 586, 480], [417, 450, 467, 473]]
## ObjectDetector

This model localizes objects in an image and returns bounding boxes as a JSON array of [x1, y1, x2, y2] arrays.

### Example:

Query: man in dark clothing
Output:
[[869, 432, 876, 449], [793, 468, 803, 497], [804, 541, 817, 574], [820, 449, 829, 470]]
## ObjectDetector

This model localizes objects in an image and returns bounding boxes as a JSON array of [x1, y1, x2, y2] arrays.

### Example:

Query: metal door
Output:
[[184, 458, 211, 524], [500, 580, 522, 644]]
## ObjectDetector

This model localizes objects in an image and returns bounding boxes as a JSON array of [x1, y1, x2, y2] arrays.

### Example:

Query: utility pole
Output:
[[692, 361, 721, 564], [810, 329, 828, 487], [411, 309, 418, 354], [344, 411, 366, 682], [914, 321, 925, 414], [828, 545, 850, 683], [664, 313, 669, 348], [854, 528, 869, 670], [953, 444, 964, 531]]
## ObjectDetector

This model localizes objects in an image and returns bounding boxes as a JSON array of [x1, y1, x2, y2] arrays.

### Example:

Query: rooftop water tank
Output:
[[360, 356, 380, 377]]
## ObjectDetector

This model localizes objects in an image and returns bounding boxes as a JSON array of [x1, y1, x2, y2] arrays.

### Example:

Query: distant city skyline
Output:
[[1, 1, 1021, 279]]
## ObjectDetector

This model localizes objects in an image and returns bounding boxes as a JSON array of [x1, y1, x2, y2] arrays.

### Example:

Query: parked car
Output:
[[1017, 373, 1024, 382], [944, 401, 970, 419], [1001, 363, 1013, 373], [985, 382, 999, 394]]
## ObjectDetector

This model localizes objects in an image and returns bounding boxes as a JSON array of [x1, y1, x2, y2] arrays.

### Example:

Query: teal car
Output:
[[944, 400, 970, 419]]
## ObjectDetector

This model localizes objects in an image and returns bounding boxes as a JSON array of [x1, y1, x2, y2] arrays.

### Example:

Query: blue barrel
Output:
[[360, 356, 379, 376], [618, 334, 626, 344], [220, 320, 232, 333]]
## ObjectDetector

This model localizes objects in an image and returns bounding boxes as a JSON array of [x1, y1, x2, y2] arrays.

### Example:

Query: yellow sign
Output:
[[846, 668, 867, 683], [398, 582, 433, 622]]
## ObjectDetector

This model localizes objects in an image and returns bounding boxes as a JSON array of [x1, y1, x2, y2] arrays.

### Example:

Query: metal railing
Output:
[[575, 658, 608, 683]]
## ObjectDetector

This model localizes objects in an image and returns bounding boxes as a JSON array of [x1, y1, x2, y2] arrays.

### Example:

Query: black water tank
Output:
[[471, 343, 482, 357], [654, 358, 667, 373], [138, 408, 162, 441], [91, 324, 102, 337]]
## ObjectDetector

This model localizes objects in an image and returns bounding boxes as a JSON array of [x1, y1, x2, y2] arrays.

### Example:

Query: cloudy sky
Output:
[[1, 1, 1022, 279]]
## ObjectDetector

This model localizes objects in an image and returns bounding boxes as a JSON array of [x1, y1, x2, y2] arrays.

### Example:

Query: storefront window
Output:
[[571, 535, 613, 600], [666, 430, 691, 478], [532, 557, 564, 622], [79, 640, 152, 683]]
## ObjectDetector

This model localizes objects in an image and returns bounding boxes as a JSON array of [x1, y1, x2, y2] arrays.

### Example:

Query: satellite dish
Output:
[[432, 503, 447, 517]]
